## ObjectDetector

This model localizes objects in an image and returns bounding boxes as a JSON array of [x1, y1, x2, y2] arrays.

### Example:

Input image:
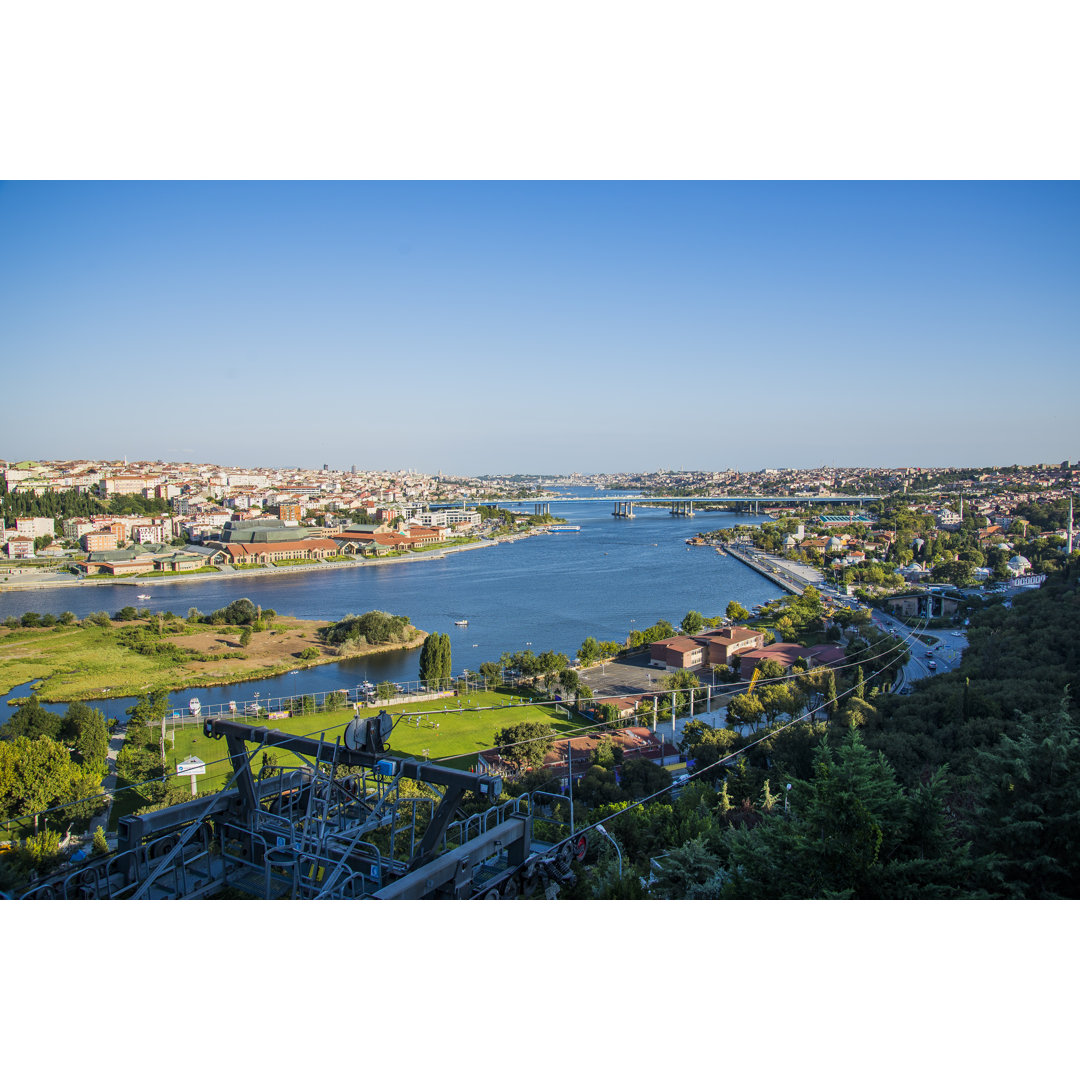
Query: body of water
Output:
[[1, 489, 781, 720]]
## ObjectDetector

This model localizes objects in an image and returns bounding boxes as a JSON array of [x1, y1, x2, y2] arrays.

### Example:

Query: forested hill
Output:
[[863, 559, 1080, 786], [568, 556, 1080, 900]]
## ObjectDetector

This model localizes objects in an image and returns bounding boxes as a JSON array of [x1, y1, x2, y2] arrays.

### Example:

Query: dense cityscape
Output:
[[1, 452, 1078, 901]]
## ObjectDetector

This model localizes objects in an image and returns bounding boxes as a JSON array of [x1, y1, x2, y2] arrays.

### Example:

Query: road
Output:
[[868, 608, 966, 691]]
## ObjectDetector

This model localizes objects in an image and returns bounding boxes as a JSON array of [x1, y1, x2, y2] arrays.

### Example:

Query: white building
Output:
[[14, 516, 55, 539]]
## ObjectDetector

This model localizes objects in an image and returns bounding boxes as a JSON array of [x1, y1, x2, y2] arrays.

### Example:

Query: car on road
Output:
[[952, 632, 963, 637], [928, 660, 937, 670]]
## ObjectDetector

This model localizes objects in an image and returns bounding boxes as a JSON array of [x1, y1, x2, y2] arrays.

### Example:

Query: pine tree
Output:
[[973, 693, 1080, 898]]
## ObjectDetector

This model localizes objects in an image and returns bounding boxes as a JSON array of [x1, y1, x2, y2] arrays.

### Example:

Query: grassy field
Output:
[[0, 617, 420, 702], [0, 624, 179, 700], [149, 689, 582, 806]]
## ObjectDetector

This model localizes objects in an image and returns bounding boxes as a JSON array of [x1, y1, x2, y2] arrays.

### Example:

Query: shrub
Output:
[[91, 826, 110, 857], [20, 612, 41, 628], [297, 646, 320, 660], [239, 627, 253, 647]]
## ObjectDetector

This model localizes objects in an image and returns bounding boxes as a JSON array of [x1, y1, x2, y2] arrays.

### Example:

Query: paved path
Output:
[[84, 719, 129, 847]]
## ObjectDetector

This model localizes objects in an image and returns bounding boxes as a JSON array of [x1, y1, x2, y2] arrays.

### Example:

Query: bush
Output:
[[58, 611, 76, 625], [20, 612, 41, 627], [91, 826, 110, 857], [297, 646, 320, 660], [83, 611, 112, 628], [239, 627, 253, 647]]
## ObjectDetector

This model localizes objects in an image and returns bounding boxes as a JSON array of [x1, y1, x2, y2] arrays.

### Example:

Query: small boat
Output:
[[136, 593, 151, 600], [188, 697, 201, 716], [455, 619, 469, 626]]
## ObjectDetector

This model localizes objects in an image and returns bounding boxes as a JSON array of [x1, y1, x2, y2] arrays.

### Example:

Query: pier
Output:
[[722, 544, 806, 596]]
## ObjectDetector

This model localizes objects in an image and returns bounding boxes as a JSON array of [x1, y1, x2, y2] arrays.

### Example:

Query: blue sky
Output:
[[1, 181, 1076, 474]]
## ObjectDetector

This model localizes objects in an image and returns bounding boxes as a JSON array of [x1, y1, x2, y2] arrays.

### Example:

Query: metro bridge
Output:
[[431, 494, 883, 518]]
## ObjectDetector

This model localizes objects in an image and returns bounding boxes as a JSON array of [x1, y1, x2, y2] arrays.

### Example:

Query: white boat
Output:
[[454, 619, 469, 626], [136, 593, 151, 600], [188, 697, 201, 716]]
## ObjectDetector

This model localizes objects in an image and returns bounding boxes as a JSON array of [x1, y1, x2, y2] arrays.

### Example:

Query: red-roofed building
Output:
[[649, 625, 765, 672], [214, 538, 339, 565]]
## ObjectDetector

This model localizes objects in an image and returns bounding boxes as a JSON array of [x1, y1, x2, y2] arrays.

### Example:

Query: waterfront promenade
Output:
[[723, 543, 824, 595]]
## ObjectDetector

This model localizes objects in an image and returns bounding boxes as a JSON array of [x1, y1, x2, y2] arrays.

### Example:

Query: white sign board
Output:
[[176, 756, 206, 776]]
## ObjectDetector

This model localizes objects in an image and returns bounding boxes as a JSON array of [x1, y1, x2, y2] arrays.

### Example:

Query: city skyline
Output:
[[2, 181, 1077, 474]]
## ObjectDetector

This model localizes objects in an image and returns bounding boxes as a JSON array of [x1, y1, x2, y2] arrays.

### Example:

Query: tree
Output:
[[494, 721, 556, 772], [0, 735, 102, 822], [63, 702, 109, 770], [681, 610, 705, 635], [559, 668, 580, 698], [591, 735, 623, 769], [649, 836, 725, 899], [1, 696, 62, 742], [577, 637, 601, 666], [479, 660, 503, 687], [222, 597, 258, 625], [596, 701, 620, 728], [376, 681, 396, 703], [726, 600, 751, 622], [660, 669, 702, 715], [418, 634, 441, 685], [972, 694, 1080, 899], [727, 692, 764, 732]]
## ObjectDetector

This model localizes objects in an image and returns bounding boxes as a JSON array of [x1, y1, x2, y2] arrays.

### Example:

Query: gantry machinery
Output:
[[21, 712, 582, 900]]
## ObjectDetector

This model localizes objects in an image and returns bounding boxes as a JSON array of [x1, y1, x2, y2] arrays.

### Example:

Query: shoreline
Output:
[[3, 624, 428, 704], [0, 533, 549, 593]]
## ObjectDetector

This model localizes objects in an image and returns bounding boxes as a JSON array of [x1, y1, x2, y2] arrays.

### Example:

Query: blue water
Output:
[[1, 489, 780, 721]]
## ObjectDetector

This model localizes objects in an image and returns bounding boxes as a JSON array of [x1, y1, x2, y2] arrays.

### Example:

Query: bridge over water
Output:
[[432, 494, 883, 518]]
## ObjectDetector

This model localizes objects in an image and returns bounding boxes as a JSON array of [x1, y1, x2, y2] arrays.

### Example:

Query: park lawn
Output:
[[154, 689, 581, 800]]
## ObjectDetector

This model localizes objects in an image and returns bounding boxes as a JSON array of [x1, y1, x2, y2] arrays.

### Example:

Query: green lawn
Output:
[[156, 689, 582, 800]]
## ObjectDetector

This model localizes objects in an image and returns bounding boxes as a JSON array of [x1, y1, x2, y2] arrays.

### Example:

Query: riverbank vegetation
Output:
[[0, 605, 421, 702]]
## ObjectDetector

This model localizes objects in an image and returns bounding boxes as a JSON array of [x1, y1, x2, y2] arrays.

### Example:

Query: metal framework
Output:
[[20, 719, 584, 901]]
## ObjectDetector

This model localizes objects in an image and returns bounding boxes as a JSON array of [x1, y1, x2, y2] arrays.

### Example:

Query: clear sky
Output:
[[1, 181, 1076, 475]]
